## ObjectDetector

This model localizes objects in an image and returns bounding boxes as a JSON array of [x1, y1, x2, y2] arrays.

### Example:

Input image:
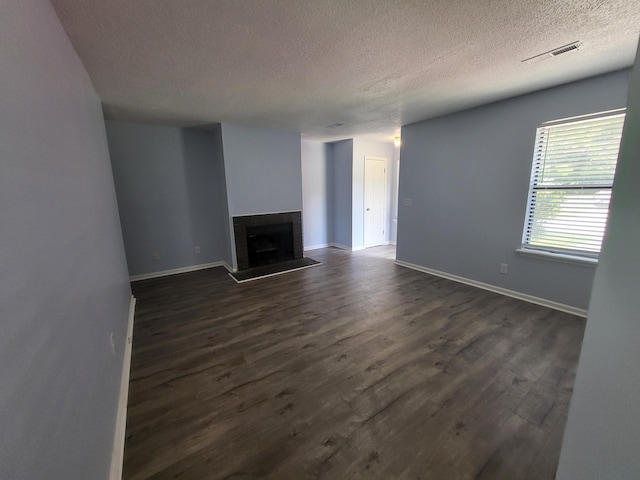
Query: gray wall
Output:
[[556, 42, 640, 480], [221, 123, 303, 216], [352, 139, 395, 248], [301, 139, 332, 248], [211, 125, 233, 267], [220, 123, 303, 268], [106, 121, 229, 276], [397, 69, 631, 310], [331, 140, 354, 248], [0, 1, 131, 479]]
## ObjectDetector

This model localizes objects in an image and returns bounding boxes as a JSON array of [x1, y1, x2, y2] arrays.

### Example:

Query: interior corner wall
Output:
[[556, 40, 640, 480], [331, 139, 354, 248], [397, 69, 631, 310], [352, 139, 395, 248], [211, 125, 233, 268], [301, 139, 332, 249], [106, 121, 227, 277], [0, 1, 131, 479]]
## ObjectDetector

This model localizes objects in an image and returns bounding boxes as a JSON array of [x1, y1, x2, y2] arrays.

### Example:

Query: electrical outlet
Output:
[[403, 198, 413, 207], [153, 252, 159, 260], [499, 263, 508, 274], [195, 246, 201, 255]]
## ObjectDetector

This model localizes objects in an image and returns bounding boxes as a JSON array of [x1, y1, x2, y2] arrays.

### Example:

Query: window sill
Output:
[[516, 248, 598, 267]]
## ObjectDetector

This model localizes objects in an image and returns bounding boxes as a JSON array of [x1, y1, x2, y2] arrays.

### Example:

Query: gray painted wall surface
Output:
[[0, 1, 131, 478], [331, 140, 354, 248], [352, 139, 395, 248], [211, 125, 233, 267], [221, 123, 303, 216], [220, 123, 303, 268], [397, 69, 630, 310], [106, 122, 227, 276], [301, 140, 331, 248], [556, 44, 640, 480]]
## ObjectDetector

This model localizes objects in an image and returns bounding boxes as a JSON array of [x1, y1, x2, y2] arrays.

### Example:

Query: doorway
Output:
[[364, 157, 387, 248]]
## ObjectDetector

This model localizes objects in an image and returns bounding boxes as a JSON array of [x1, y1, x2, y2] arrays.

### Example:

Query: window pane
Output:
[[522, 110, 625, 257], [526, 189, 611, 254]]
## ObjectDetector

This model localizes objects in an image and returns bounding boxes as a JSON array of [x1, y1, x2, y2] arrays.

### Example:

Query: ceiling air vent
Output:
[[522, 41, 582, 64], [325, 122, 344, 128]]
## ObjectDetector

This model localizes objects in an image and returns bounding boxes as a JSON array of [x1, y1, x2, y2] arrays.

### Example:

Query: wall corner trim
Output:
[[395, 260, 588, 317], [328, 243, 352, 251], [304, 243, 329, 251], [109, 295, 136, 480], [129, 262, 226, 282]]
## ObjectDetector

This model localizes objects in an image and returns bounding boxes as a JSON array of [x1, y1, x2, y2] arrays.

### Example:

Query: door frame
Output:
[[364, 156, 387, 248]]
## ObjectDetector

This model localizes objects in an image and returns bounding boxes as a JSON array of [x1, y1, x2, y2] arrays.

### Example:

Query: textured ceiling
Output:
[[50, 0, 640, 141]]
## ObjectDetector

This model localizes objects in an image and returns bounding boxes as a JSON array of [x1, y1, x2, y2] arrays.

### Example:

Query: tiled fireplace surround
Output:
[[233, 211, 304, 271]]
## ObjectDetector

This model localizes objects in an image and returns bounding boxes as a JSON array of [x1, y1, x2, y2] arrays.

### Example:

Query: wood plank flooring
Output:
[[124, 246, 585, 480]]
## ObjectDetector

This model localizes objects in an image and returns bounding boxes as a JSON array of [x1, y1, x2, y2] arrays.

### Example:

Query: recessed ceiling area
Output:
[[50, 0, 640, 141]]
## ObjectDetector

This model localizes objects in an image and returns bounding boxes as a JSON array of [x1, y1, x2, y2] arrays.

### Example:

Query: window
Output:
[[521, 109, 626, 259]]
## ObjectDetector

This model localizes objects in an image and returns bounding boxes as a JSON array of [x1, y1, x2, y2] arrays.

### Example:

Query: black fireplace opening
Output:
[[233, 211, 304, 271], [246, 222, 294, 268]]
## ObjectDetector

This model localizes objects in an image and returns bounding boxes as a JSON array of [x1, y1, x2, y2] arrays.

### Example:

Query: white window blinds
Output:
[[522, 109, 626, 258]]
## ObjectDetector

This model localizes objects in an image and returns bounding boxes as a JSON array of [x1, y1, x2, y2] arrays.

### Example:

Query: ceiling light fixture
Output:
[[394, 137, 401, 147]]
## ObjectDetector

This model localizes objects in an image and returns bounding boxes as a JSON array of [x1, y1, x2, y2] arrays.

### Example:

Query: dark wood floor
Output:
[[124, 246, 585, 480]]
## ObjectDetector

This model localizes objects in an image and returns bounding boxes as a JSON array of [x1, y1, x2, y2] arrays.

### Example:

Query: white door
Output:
[[364, 157, 387, 248]]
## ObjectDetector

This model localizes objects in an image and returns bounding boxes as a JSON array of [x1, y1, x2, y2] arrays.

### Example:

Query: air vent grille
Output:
[[550, 43, 581, 56], [325, 123, 344, 128], [522, 41, 582, 64]]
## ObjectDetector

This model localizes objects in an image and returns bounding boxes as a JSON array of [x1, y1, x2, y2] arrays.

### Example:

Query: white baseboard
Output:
[[305, 243, 391, 253], [329, 243, 367, 252], [221, 261, 235, 273], [394, 260, 588, 317], [129, 262, 225, 282], [328, 243, 351, 251], [304, 243, 329, 251], [110, 295, 136, 480]]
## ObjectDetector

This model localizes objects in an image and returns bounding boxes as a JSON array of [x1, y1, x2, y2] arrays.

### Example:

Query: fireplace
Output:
[[233, 211, 303, 271]]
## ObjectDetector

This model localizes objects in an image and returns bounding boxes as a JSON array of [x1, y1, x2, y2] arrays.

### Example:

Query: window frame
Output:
[[520, 108, 626, 261]]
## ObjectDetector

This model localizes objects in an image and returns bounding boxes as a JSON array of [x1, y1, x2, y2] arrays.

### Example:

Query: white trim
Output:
[[228, 262, 321, 284], [394, 260, 588, 318], [129, 262, 224, 282], [314, 243, 368, 252], [304, 243, 329, 251], [221, 261, 235, 273], [516, 248, 598, 267], [364, 156, 388, 248], [109, 295, 136, 480], [540, 108, 626, 128]]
